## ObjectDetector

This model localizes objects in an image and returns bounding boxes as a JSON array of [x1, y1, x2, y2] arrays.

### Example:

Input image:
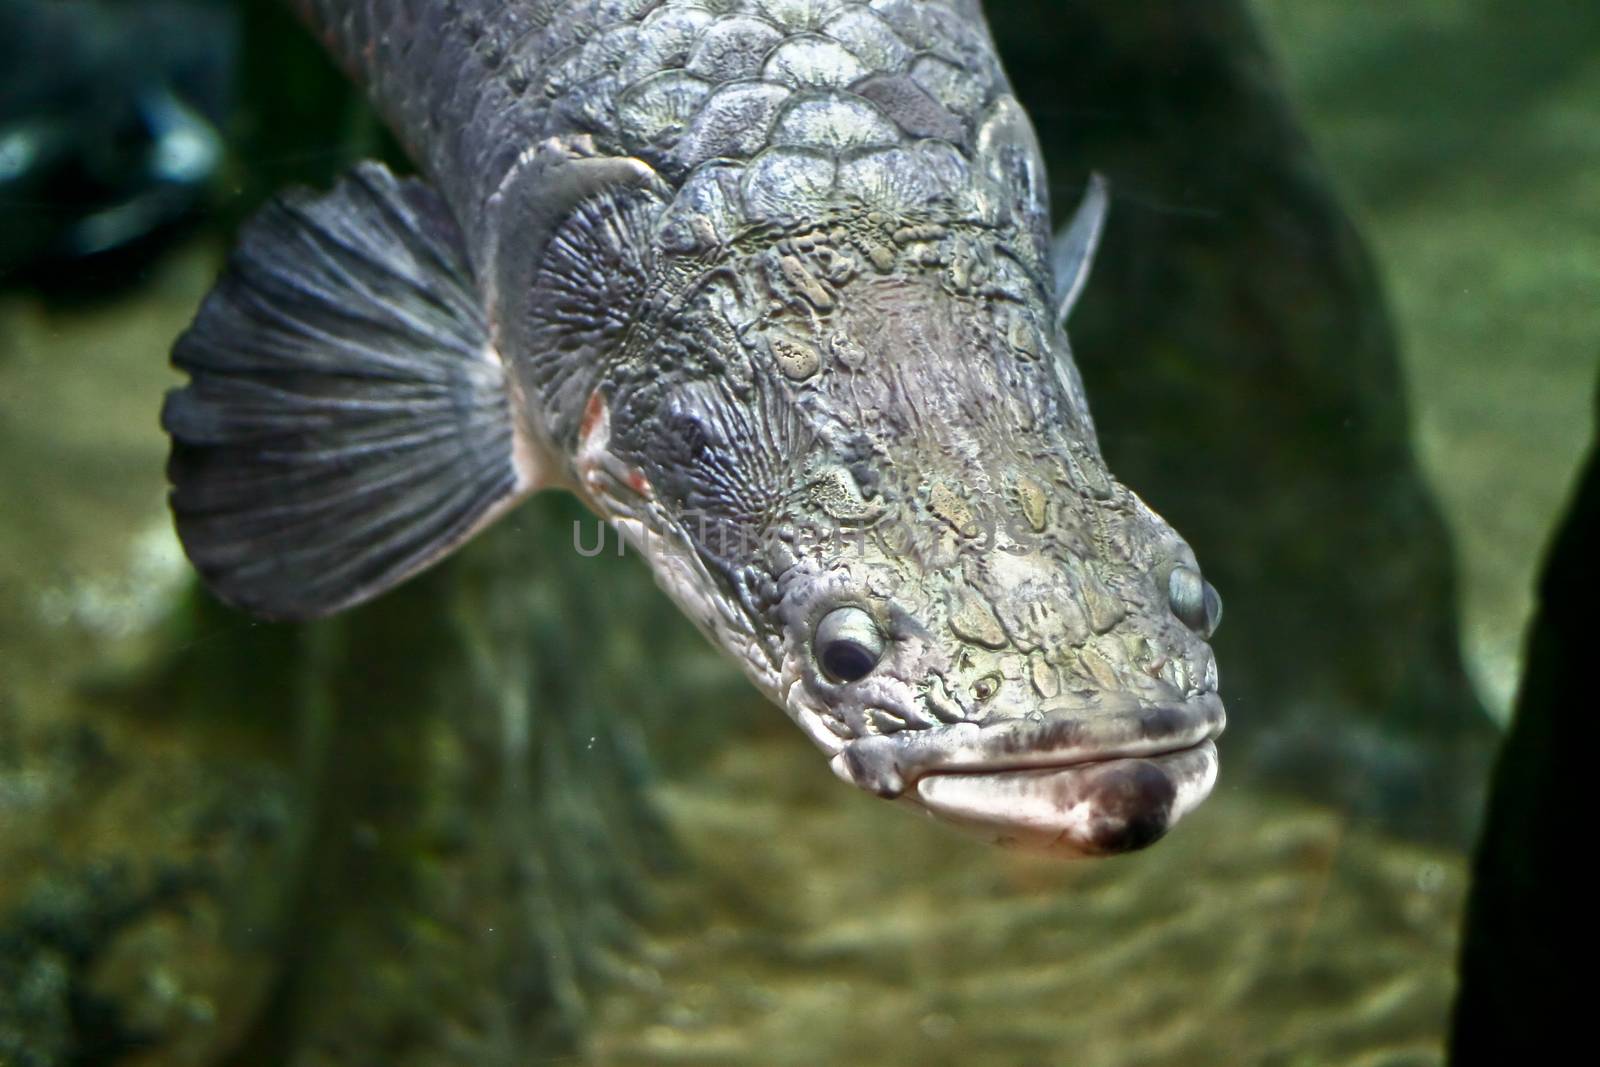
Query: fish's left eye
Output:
[[815, 606, 885, 684], [1168, 566, 1223, 638]]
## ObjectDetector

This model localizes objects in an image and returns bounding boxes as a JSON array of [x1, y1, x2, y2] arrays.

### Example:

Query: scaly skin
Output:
[[291, 0, 1226, 855]]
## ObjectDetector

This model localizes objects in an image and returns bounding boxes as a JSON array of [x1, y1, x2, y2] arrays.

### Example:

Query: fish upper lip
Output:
[[828, 692, 1225, 799]]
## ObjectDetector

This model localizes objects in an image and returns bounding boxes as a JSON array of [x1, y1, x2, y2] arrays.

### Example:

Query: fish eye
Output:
[[815, 606, 886, 684], [1168, 565, 1223, 638]]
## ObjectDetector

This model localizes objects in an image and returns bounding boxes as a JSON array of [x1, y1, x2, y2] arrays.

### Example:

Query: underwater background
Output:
[[0, 0, 1591, 1064]]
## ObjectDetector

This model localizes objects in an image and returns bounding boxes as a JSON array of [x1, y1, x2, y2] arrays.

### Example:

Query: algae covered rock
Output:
[[0, 637, 304, 1067]]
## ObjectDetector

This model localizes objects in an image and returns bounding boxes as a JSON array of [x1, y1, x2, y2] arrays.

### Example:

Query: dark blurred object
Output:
[[1448, 380, 1591, 1062], [987, 0, 1496, 842], [0, 0, 235, 283]]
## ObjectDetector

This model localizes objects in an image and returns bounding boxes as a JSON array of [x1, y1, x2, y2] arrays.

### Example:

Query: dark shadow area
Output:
[[1448, 375, 1593, 1063], [0, 0, 235, 295]]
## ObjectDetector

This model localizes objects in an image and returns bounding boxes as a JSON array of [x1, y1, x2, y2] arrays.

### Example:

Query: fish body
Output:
[[163, 0, 1226, 855]]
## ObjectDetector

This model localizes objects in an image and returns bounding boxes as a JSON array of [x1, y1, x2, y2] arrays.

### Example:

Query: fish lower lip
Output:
[[829, 693, 1225, 799], [913, 741, 1220, 856], [921, 736, 1211, 782]]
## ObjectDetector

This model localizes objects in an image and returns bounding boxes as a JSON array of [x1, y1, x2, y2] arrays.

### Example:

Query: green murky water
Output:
[[1, 1, 1593, 1064]]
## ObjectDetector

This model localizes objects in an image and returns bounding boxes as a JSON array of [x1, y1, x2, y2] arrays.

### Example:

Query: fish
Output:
[[162, 0, 1226, 856]]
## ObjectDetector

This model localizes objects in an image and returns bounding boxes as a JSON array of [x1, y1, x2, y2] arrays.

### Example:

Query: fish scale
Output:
[[291, 0, 1008, 240]]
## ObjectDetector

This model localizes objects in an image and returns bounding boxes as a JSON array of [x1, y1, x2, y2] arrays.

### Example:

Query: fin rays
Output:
[[163, 161, 537, 620]]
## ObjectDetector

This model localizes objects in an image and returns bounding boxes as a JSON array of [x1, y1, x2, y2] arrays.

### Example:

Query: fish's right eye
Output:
[[1168, 565, 1223, 638], [815, 606, 885, 684]]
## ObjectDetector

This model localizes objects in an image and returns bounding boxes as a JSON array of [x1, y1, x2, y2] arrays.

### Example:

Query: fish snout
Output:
[[828, 693, 1224, 855]]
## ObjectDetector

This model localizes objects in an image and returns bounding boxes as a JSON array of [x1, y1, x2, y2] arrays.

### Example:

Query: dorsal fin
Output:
[[162, 162, 544, 620], [1053, 173, 1111, 330]]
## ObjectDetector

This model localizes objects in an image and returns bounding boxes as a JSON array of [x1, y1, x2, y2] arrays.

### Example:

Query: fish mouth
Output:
[[827, 693, 1224, 856]]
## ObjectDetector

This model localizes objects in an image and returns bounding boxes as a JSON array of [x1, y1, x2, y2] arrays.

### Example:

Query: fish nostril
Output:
[[865, 707, 910, 734], [923, 676, 971, 724]]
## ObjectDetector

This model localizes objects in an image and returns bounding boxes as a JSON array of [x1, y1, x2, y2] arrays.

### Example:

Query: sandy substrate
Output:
[[589, 728, 1465, 1067]]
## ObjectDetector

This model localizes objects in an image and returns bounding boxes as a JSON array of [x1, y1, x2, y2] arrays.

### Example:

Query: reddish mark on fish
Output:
[[580, 389, 606, 443], [577, 388, 652, 500]]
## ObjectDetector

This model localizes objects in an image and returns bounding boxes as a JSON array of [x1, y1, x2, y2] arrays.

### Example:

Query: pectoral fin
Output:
[[162, 162, 544, 620], [485, 137, 669, 442], [1053, 173, 1110, 330]]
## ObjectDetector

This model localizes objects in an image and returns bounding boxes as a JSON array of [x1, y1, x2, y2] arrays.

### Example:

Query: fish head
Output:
[[764, 447, 1225, 858], [593, 248, 1223, 857]]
